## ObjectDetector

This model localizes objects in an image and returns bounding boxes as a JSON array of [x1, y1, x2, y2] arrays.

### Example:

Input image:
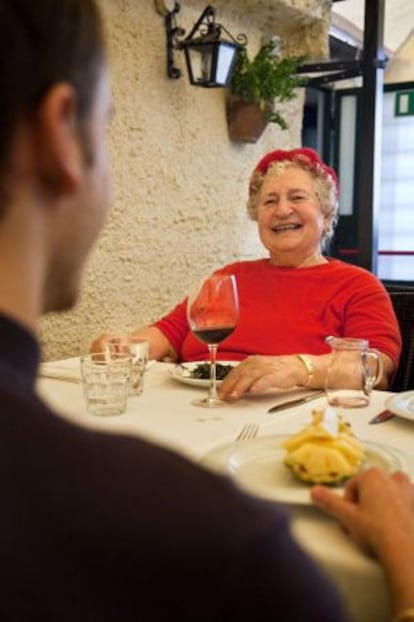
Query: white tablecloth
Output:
[[37, 359, 414, 622]]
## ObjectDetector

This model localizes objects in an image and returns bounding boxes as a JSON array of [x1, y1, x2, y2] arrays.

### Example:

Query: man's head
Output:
[[0, 0, 111, 316], [0, 0, 105, 201]]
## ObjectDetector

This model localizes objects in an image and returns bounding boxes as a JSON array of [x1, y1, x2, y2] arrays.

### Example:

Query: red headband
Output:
[[249, 147, 339, 195]]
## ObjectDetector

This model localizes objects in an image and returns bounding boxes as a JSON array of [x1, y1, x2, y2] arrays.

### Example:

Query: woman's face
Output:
[[256, 166, 328, 266]]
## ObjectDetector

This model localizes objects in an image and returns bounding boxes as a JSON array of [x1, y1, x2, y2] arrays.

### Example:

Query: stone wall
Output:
[[39, 0, 331, 360]]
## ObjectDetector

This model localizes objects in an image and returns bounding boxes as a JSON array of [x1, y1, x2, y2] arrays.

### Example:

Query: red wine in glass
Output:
[[187, 274, 239, 407], [192, 326, 235, 345]]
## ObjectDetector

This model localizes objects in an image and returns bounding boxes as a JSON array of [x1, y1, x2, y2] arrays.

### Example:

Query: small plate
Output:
[[169, 361, 239, 388], [386, 391, 414, 421], [201, 435, 405, 505]]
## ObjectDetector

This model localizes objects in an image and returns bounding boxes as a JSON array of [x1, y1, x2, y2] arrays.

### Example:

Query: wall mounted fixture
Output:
[[154, 1, 246, 88]]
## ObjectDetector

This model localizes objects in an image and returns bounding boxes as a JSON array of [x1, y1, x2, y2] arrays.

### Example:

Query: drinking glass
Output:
[[106, 337, 149, 396], [187, 274, 239, 407], [80, 352, 133, 416]]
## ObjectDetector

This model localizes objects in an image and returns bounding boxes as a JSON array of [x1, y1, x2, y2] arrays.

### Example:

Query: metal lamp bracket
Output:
[[155, 1, 242, 82], [160, 3, 217, 80]]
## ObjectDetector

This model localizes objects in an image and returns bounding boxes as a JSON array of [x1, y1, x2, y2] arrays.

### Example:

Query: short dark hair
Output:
[[0, 0, 104, 177]]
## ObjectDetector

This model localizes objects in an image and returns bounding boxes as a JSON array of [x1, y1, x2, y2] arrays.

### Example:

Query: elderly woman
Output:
[[91, 148, 401, 398]]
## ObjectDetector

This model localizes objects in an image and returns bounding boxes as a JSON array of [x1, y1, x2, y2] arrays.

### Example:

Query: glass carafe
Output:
[[325, 336, 381, 408]]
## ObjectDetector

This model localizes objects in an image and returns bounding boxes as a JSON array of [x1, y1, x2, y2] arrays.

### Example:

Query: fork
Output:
[[236, 423, 260, 441]]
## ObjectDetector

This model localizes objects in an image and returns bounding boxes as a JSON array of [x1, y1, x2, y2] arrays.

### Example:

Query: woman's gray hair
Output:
[[247, 160, 339, 250]]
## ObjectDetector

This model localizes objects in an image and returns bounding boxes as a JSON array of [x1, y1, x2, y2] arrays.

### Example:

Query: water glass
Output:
[[106, 337, 149, 396], [80, 352, 132, 416]]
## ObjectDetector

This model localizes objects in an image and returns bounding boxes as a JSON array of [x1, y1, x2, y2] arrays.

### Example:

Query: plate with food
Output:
[[201, 408, 405, 504], [169, 361, 238, 388], [386, 391, 414, 421]]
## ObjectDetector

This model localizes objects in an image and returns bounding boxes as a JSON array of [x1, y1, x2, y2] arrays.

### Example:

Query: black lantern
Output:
[[155, 2, 246, 88]]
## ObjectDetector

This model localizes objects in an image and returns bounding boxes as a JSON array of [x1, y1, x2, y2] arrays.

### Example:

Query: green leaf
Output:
[[229, 40, 308, 130]]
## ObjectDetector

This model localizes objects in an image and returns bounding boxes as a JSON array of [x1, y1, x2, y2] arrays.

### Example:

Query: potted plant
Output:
[[226, 38, 307, 142]]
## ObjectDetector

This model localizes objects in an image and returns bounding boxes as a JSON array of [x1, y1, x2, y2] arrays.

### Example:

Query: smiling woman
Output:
[[248, 147, 339, 258], [90, 147, 402, 400], [256, 166, 329, 268]]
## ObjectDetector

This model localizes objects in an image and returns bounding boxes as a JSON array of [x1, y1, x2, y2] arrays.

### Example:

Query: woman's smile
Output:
[[270, 222, 302, 233]]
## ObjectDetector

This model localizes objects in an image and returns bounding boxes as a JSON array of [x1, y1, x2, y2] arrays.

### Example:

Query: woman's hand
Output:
[[90, 333, 119, 353], [218, 354, 309, 400], [217, 350, 393, 401], [90, 327, 177, 362]]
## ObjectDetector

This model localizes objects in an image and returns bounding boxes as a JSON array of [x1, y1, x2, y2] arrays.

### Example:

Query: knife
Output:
[[368, 409, 395, 424], [268, 391, 325, 414]]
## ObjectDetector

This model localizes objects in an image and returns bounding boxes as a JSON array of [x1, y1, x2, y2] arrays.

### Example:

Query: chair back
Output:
[[384, 284, 414, 392]]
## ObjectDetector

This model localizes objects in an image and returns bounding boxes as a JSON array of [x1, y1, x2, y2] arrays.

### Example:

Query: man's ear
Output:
[[33, 83, 85, 196]]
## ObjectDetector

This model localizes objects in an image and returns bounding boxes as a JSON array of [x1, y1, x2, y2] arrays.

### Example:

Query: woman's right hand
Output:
[[90, 333, 120, 354], [90, 327, 178, 362]]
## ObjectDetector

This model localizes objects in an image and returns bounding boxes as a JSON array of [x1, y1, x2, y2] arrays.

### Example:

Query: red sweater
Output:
[[154, 258, 401, 366]]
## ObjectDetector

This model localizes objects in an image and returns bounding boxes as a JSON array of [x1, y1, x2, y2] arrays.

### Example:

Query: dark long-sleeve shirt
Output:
[[0, 312, 349, 621]]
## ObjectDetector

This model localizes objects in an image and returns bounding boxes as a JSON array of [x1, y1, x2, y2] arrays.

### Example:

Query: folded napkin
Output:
[[38, 358, 156, 384], [38, 360, 81, 384]]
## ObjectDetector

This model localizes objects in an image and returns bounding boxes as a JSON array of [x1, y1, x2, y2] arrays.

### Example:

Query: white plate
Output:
[[169, 361, 239, 388], [386, 391, 414, 421], [201, 435, 404, 505]]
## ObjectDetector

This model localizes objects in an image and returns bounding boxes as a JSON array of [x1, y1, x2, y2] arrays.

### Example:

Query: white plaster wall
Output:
[[385, 29, 414, 84], [39, 0, 330, 360]]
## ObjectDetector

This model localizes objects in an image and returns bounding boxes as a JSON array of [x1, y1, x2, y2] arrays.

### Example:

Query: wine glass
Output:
[[187, 274, 239, 408]]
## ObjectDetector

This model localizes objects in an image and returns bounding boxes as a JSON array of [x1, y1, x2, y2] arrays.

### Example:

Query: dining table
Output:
[[37, 357, 414, 622]]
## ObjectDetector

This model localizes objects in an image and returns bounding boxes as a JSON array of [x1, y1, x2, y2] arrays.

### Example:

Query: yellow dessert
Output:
[[282, 407, 366, 484]]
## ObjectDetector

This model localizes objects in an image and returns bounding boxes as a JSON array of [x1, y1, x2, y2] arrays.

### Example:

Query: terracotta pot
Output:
[[226, 95, 272, 143]]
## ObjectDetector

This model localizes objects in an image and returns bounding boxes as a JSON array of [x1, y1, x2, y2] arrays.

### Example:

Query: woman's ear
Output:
[[322, 212, 331, 233], [33, 83, 84, 196]]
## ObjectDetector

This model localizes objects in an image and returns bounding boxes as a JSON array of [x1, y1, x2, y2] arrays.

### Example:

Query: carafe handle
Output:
[[362, 349, 381, 394]]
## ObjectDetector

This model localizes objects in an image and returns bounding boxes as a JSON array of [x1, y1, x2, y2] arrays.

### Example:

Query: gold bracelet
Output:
[[393, 608, 414, 622], [296, 354, 315, 387]]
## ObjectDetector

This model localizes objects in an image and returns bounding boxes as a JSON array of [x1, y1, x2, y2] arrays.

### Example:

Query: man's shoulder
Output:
[[0, 385, 287, 536], [0, 387, 344, 622]]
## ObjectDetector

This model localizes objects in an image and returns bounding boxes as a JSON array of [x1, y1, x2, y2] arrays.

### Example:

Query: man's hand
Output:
[[311, 467, 414, 559]]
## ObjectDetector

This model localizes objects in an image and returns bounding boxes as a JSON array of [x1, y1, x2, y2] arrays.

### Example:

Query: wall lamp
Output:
[[155, 1, 247, 88]]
